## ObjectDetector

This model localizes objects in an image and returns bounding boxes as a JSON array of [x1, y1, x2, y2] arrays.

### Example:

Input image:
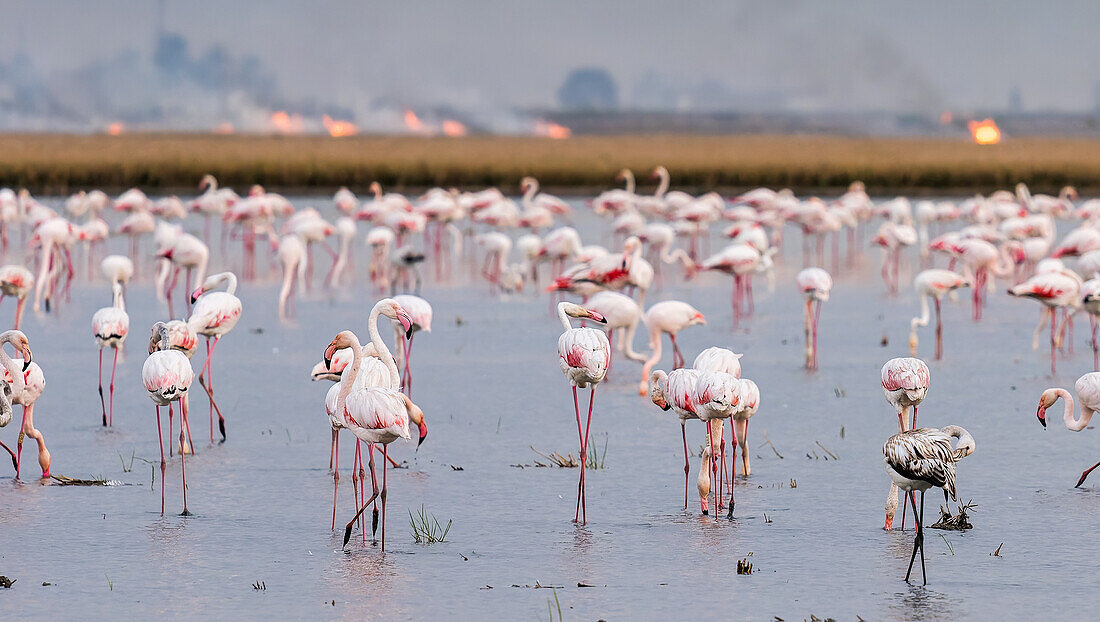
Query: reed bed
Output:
[[4, 133, 1100, 194]]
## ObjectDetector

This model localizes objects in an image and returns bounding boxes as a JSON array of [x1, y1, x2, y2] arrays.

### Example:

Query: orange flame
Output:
[[270, 110, 304, 134], [534, 120, 571, 139], [442, 119, 467, 137], [968, 118, 1001, 145], [404, 110, 426, 133], [322, 115, 358, 137], [106, 122, 125, 136], [213, 122, 235, 135]]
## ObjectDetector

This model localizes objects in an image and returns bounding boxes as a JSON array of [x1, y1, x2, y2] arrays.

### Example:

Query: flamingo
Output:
[[391, 294, 431, 394], [277, 234, 307, 323], [697, 243, 771, 327], [691, 371, 741, 516], [101, 255, 134, 287], [730, 377, 760, 480], [870, 221, 917, 295], [326, 331, 425, 550], [1083, 279, 1100, 370], [1036, 372, 1100, 486], [1008, 272, 1081, 375], [333, 186, 359, 215], [189, 272, 242, 442], [584, 291, 647, 371], [143, 322, 196, 515], [476, 233, 512, 292], [591, 169, 637, 215], [320, 305, 408, 536], [0, 265, 33, 329], [0, 331, 47, 478], [693, 347, 743, 377], [883, 425, 975, 584], [328, 216, 357, 287], [955, 238, 1014, 320], [649, 367, 702, 509], [92, 279, 129, 427], [881, 356, 930, 531], [556, 302, 610, 525], [796, 267, 832, 369], [909, 269, 970, 360], [365, 226, 396, 290], [31, 217, 75, 313], [191, 174, 237, 243], [638, 301, 706, 395], [156, 233, 209, 318]]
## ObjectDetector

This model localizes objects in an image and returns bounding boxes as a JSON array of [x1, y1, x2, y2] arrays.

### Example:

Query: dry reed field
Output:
[[3, 133, 1100, 194]]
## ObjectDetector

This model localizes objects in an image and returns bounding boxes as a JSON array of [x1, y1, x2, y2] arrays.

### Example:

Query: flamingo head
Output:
[[5, 331, 32, 370], [323, 330, 358, 369], [407, 400, 428, 449], [561, 303, 605, 324], [379, 299, 414, 338], [649, 371, 669, 410], [1037, 389, 1059, 428]]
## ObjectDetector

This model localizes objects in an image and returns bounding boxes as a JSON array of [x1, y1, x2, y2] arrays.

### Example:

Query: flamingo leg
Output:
[[331, 428, 339, 531], [1076, 459, 1100, 487], [670, 334, 683, 369], [904, 490, 924, 584], [380, 444, 389, 551], [573, 386, 583, 523], [109, 347, 118, 427], [168, 402, 174, 457], [681, 422, 689, 510], [98, 347, 107, 426], [1051, 307, 1058, 376], [156, 405, 166, 515], [179, 397, 191, 515], [580, 386, 595, 525], [351, 441, 362, 535], [1092, 315, 1099, 372], [727, 420, 740, 519], [934, 297, 943, 360], [812, 299, 822, 368]]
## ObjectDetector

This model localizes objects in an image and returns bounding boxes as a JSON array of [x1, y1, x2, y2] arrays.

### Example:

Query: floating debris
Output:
[[880, 334, 889, 346], [530, 446, 579, 468], [449, 465, 464, 471], [577, 582, 595, 587], [252, 581, 266, 591], [736, 558, 753, 575], [931, 500, 975, 530], [763, 512, 772, 523], [249, 327, 264, 334], [991, 542, 1004, 557], [790, 479, 798, 488], [51, 475, 121, 486], [815, 441, 838, 460], [0, 576, 15, 588], [761, 431, 784, 459]]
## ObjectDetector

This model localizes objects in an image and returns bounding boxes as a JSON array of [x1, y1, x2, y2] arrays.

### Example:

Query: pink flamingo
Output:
[[955, 238, 1014, 320], [870, 221, 917, 295], [1036, 372, 1100, 486], [156, 233, 209, 318], [796, 267, 832, 369], [556, 301, 610, 525], [1083, 278, 1100, 370], [584, 291, 647, 372], [327, 331, 426, 550], [697, 243, 770, 327], [277, 234, 307, 323], [189, 272, 242, 442], [1008, 272, 1081, 375], [909, 269, 970, 360], [0, 265, 33, 329], [881, 356, 929, 531], [0, 331, 47, 479], [638, 301, 706, 395], [143, 322, 196, 515], [648, 367, 701, 510], [92, 279, 129, 427]]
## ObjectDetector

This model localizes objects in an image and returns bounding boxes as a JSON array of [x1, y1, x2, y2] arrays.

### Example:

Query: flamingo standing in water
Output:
[[1008, 272, 1080, 376], [143, 322, 196, 515], [391, 294, 430, 394], [649, 367, 702, 510], [92, 278, 129, 427], [693, 347, 743, 497], [638, 301, 706, 394], [796, 267, 832, 369], [0, 265, 33, 329], [955, 238, 1013, 320], [189, 272, 242, 442], [697, 243, 770, 327], [156, 232, 209, 318], [909, 269, 970, 361], [881, 357, 930, 531], [326, 331, 426, 550], [0, 331, 46, 478], [320, 305, 408, 537], [871, 221, 917, 295], [584, 291, 647, 372], [883, 425, 975, 584], [1036, 372, 1100, 486], [556, 302, 609, 525], [691, 371, 740, 516], [277, 234, 307, 323]]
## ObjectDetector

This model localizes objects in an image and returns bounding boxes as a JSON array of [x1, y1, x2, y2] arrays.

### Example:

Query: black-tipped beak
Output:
[[21, 360, 30, 372], [1037, 405, 1047, 428], [406, 327, 414, 340]]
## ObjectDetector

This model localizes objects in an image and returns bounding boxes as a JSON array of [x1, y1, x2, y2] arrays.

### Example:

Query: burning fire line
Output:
[[968, 118, 1001, 145]]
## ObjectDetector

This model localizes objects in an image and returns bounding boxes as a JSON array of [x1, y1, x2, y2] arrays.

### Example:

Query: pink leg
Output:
[[156, 406, 166, 515], [1091, 316, 1098, 371], [934, 298, 943, 361], [580, 387, 596, 525], [573, 386, 583, 523], [380, 444, 389, 551], [168, 402, 174, 457], [681, 423, 689, 510], [109, 348, 118, 427], [180, 398, 191, 515], [670, 334, 683, 369], [351, 441, 362, 535], [331, 428, 340, 531]]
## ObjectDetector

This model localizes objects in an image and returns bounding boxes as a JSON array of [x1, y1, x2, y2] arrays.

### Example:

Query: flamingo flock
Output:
[[5, 170, 1100, 585]]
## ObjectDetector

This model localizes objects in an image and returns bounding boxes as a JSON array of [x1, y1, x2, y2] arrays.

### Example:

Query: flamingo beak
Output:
[[190, 287, 203, 304], [20, 347, 31, 371], [417, 421, 428, 449], [1037, 404, 1047, 428], [323, 343, 337, 369], [399, 313, 414, 339], [588, 311, 606, 324]]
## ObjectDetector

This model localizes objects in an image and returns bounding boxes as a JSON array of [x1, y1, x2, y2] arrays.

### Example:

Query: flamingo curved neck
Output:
[[0, 334, 26, 395], [622, 170, 635, 194], [368, 302, 401, 387], [112, 282, 125, 312], [335, 333, 365, 423], [522, 182, 538, 208], [655, 169, 669, 199], [557, 303, 574, 331], [1059, 389, 1092, 431]]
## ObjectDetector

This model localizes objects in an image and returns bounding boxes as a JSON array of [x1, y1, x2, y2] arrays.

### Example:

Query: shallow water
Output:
[[0, 199, 1098, 620]]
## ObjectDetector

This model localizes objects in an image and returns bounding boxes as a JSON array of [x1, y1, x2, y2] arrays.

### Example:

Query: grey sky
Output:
[[1, 0, 1096, 116]]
